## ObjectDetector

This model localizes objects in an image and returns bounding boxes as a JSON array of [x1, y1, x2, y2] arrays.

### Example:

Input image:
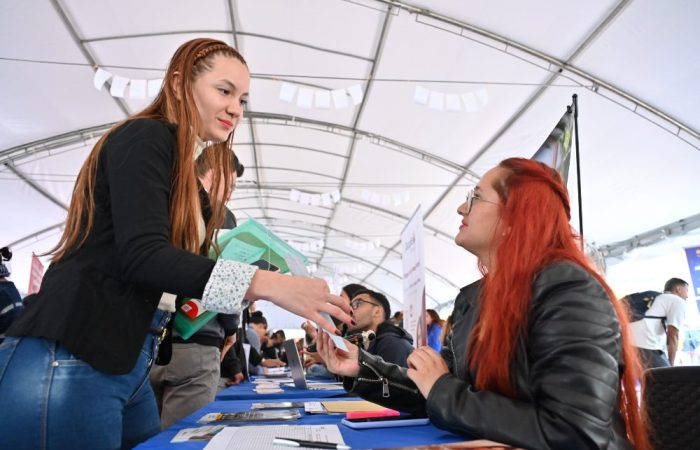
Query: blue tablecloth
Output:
[[135, 396, 466, 450], [216, 380, 350, 400]]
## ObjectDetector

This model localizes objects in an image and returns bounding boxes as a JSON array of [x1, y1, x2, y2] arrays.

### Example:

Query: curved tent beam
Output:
[[239, 184, 455, 241], [235, 142, 349, 160], [81, 31, 372, 63], [4, 162, 68, 211], [0, 114, 479, 179], [377, 0, 699, 144], [244, 166, 342, 181]]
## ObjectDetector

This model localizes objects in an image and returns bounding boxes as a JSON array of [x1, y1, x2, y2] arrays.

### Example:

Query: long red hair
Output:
[[468, 157, 650, 449], [51, 38, 246, 260]]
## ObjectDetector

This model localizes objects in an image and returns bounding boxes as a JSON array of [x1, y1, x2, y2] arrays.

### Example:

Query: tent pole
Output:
[[572, 94, 583, 251]]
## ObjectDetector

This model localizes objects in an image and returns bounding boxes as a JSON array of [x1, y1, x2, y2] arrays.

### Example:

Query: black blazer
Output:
[[9, 119, 219, 374]]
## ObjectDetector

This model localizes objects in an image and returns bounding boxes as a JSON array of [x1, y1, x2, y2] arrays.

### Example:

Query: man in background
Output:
[[347, 289, 413, 367], [630, 277, 689, 368]]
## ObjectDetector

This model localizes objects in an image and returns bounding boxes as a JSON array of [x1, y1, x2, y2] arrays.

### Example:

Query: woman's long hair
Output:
[[468, 157, 650, 449], [51, 38, 246, 261], [426, 309, 444, 328]]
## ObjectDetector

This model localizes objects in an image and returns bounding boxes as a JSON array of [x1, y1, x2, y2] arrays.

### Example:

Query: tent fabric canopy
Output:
[[2, 0, 699, 317]]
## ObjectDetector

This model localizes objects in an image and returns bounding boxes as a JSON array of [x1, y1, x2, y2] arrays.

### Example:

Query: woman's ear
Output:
[[170, 71, 181, 101]]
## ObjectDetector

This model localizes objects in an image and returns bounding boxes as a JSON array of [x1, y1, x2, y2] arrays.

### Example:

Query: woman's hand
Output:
[[316, 332, 360, 378], [261, 358, 286, 368], [302, 349, 323, 368], [225, 373, 245, 386], [247, 272, 354, 336], [406, 346, 450, 398]]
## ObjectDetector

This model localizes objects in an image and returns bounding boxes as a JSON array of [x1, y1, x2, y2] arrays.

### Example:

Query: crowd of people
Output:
[[0, 37, 695, 450]]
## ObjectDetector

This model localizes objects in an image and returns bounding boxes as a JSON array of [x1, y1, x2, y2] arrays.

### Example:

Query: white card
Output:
[[317, 312, 349, 352]]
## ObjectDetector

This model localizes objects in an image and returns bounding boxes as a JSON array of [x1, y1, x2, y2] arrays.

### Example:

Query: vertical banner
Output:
[[27, 253, 45, 295], [401, 206, 427, 348], [684, 246, 700, 313], [531, 107, 574, 184]]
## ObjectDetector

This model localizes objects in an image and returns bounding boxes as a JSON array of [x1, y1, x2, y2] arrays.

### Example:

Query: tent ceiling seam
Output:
[[318, 6, 394, 264], [50, 0, 130, 117], [4, 162, 68, 212], [226, 1, 267, 218]]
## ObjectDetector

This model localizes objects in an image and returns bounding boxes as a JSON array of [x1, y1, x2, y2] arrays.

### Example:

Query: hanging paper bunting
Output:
[[93, 68, 112, 91], [110, 76, 129, 98], [129, 79, 147, 99], [331, 88, 349, 108]]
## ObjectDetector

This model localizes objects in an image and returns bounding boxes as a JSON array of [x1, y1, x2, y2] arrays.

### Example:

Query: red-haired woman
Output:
[[318, 158, 650, 450], [0, 38, 352, 449]]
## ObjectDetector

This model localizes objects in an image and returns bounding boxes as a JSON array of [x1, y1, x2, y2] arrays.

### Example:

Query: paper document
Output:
[[317, 312, 349, 352], [283, 253, 349, 352], [204, 425, 346, 450]]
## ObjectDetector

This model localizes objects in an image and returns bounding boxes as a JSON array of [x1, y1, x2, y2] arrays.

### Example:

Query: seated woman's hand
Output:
[[406, 346, 450, 398], [316, 332, 360, 378], [302, 350, 323, 367]]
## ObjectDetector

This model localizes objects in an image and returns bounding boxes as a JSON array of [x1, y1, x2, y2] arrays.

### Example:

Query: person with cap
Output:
[[346, 289, 414, 367], [0, 247, 24, 344]]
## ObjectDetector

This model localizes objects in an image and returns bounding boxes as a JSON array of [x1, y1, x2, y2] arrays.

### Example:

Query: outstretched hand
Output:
[[406, 346, 449, 398], [316, 332, 360, 378], [249, 272, 354, 336]]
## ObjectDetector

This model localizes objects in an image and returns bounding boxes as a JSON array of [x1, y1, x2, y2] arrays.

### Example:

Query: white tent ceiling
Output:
[[2, 0, 700, 318]]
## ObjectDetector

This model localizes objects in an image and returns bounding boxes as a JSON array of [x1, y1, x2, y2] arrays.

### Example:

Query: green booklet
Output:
[[173, 217, 309, 339]]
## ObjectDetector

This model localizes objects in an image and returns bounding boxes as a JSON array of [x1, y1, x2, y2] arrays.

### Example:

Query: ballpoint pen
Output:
[[273, 437, 351, 450]]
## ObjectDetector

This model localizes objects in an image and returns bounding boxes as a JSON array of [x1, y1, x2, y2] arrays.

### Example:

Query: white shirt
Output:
[[630, 293, 686, 350]]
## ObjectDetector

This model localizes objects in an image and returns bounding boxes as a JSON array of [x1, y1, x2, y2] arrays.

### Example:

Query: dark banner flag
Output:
[[531, 107, 574, 183]]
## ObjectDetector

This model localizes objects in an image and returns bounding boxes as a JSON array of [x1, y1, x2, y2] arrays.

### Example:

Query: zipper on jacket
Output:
[[359, 359, 419, 396]]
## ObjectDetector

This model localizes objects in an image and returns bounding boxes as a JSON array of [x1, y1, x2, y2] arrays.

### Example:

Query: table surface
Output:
[[135, 396, 467, 450]]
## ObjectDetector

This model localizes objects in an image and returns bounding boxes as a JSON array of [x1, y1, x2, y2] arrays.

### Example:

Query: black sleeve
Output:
[[217, 313, 239, 337], [103, 120, 216, 299], [221, 345, 242, 378], [249, 345, 263, 366]]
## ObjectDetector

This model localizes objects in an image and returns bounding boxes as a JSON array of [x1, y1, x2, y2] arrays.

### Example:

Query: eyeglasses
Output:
[[465, 188, 500, 215], [350, 298, 379, 310]]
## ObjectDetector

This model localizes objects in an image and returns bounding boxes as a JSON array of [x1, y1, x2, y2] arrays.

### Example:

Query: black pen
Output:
[[272, 437, 351, 449]]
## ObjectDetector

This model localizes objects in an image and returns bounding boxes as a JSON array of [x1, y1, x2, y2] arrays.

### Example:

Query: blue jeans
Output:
[[0, 310, 170, 450]]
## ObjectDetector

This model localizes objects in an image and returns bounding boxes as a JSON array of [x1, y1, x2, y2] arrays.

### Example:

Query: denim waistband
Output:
[[149, 310, 171, 340]]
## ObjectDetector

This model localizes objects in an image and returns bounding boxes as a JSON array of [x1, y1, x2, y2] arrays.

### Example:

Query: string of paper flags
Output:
[[288, 189, 341, 206], [93, 68, 163, 99], [93, 67, 489, 113], [413, 86, 489, 112], [279, 82, 363, 109]]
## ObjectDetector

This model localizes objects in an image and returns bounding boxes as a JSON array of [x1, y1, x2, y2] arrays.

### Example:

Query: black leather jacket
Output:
[[343, 262, 633, 450]]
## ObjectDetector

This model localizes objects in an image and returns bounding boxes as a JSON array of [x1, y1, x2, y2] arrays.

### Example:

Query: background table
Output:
[[135, 396, 467, 450], [216, 380, 351, 401]]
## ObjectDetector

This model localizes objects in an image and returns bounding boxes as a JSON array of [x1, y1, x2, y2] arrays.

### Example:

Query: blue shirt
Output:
[[427, 323, 443, 352]]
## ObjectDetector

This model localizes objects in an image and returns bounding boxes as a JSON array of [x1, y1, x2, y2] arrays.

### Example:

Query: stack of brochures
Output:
[[174, 218, 309, 339]]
